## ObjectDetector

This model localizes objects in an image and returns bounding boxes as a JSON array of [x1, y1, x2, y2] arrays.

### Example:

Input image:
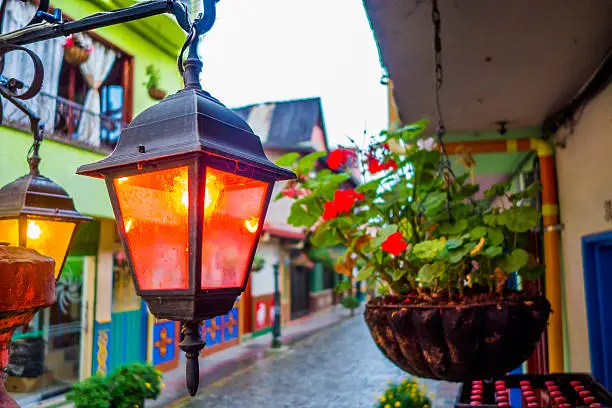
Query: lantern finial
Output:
[[179, 322, 206, 396]]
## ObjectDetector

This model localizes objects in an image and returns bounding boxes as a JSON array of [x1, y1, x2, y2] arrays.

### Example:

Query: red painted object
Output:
[[457, 374, 612, 407], [0, 246, 55, 408]]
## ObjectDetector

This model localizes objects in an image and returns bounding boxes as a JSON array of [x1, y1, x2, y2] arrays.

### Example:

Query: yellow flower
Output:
[[161, 382, 166, 389], [145, 382, 151, 389], [401, 379, 408, 385], [380, 396, 387, 402], [384, 405, 391, 408], [440, 236, 446, 243], [394, 402, 401, 407], [470, 237, 485, 255]]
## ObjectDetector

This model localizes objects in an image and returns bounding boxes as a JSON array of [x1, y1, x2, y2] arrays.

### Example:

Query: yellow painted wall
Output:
[[554, 82, 612, 372]]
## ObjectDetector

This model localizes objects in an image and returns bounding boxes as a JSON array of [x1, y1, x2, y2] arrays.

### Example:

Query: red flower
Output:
[[368, 156, 398, 174], [381, 232, 408, 256], [64, 35, 75, 48], [327, 148, 356, 170], [322, 189, 365, 220], [282, 184, 301, 198], [323, 202, 339, 220]]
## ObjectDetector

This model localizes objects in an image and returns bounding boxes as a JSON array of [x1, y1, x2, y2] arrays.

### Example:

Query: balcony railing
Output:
[[1, 91, 125, 152]]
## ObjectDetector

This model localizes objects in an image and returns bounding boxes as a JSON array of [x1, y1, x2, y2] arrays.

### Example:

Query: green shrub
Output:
[[340, 295, 360, 310], [375, 378, 432, 408], [66, 375, 112, 408], [108, 362, 162, 408]]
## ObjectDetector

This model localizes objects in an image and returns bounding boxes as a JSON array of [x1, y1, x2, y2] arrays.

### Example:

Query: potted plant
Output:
[[251, 255, 265, 272], [276, 120, 550, 382], [66, 376, 112, 408], [66, 362, 162, 408], [108, 362, 162, 408], [63, 34, 93, 66], [143, 64, 166, 100], [375, 378, 432, 408]]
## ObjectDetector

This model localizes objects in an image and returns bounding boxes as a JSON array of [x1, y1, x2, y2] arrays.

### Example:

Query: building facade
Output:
[[0, 2, 338, 401]]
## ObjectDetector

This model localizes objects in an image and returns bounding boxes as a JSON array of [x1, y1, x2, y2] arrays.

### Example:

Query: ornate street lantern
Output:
[[77, 13, 296, 394], [0, 158, 92, 280]]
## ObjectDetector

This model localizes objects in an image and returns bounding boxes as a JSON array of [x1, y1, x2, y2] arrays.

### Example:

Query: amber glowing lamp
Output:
[[0, 158, 92, 280], [77, 46, 295, 395]]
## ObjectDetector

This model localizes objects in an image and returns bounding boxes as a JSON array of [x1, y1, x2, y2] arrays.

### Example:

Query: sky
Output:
[[197, 0, 389, 149]]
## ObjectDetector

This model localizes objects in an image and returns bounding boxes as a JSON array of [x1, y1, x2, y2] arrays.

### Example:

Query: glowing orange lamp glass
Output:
[[0, 162, 91, 280], [77, 77, 295, 395]]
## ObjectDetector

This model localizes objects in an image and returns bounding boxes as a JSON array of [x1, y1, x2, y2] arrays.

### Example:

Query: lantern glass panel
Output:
[[113, 166, 190, 290], [0, 219, 19, 246], [26, 218, 75, 279], [201, 167, 268, 289]]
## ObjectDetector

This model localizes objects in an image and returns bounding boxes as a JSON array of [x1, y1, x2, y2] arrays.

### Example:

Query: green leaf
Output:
[[276, 152, 300, 167], [310, 224, 342, 247], [296, 151, 327, 174], [417, 262, 445, 285], [498, 206, 539, 233], [356, 265, 375, 281], [413, 239, 446, 261], [499, 248, 530, 272], [287, 199, 321, 228], [445, 238, 463, 250], [371, 224, 399, 248], [448, 247, 469, 264], [484, 181, 511, 200], [519, 264, 546, 281], [483, 213, 498, 227], [391, 268, 406, 282], [510, 183, 542, 203], [448, 219, 469, 235], [356, 178, 383, 193], [483, 246, 503, 258], [487, 228, 505, 246], [470, 226, 488, 240], [334, 280, 353, 293]]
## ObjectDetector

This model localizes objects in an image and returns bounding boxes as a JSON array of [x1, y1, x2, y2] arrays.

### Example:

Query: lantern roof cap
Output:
[[0, 170, 92, 222], [77, 89, 296, 181]]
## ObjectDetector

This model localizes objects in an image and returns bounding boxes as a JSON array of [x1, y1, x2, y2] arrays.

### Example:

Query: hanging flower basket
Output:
[[148, 87, 167, 100], [276, 118, 552, 382], [63, 35, 92, 66], [364, 293, 550, 382]]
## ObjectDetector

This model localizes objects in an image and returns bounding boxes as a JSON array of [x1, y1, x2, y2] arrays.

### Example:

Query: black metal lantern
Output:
[[0, 158, 91, 280], [77, 14, 295, 394]]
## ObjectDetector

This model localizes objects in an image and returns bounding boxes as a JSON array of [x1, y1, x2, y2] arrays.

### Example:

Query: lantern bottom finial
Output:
[[179, 321, 205, 396]]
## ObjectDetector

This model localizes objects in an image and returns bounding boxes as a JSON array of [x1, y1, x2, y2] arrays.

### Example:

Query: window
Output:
[[0, 1, 133, 151]]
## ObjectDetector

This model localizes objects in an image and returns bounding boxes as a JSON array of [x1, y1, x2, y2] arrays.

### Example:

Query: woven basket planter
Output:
[[364, 294, 550, 382], [64, 46, 90, 66], [148, 87, 167, 100]]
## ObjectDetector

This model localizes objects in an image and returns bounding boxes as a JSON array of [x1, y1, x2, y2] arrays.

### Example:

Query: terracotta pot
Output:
[[364, 294, 550, 382], [148, 87, 166, 100], [64, 46, 90, 66]]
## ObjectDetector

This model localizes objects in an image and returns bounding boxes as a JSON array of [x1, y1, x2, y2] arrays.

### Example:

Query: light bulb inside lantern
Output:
[[27, 220, 42, 240], [244, 216, 259, 233], [124, 218, 134, 233]]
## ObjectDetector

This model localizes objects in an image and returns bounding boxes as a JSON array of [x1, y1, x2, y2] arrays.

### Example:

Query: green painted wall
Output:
[[0, 0, 187, 218], [310, 263, 324, 293], [445, 128, 538, 177]]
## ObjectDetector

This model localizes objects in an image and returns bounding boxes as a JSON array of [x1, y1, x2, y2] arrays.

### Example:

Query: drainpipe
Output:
[[444, 138, 564, 373]]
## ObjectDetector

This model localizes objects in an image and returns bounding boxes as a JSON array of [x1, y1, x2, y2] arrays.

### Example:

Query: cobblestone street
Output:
[[176, 314, 459, 408]]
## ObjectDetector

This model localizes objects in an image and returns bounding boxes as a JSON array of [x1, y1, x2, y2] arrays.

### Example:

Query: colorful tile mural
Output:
[[92, 321, 111, 376], [152, 320, 179, 370], [200, 305, 240, 356]]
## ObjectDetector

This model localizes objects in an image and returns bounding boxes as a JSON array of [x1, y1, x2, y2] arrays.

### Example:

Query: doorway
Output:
[[109, 251, 147, 372], [582, 231, 612, 390], [290, 265, 310, 320]]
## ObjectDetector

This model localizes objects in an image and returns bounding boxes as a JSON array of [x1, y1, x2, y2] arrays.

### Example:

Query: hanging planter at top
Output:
[[62, 34, 93, 66], [275, 0, 550, 381]]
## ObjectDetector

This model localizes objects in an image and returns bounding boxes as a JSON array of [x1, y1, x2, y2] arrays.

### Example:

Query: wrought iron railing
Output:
[[1, 90, 125, 151]]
